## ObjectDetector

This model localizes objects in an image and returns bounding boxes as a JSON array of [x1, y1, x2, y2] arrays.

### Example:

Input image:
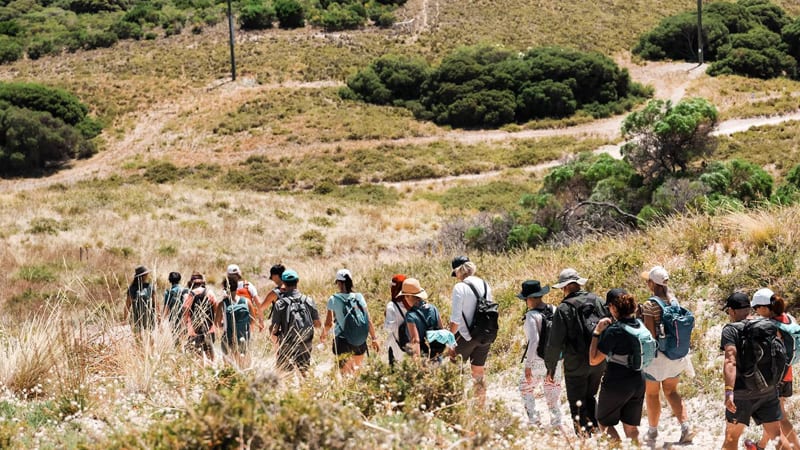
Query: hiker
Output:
[[320, 269, 380, 375], [751, 288, 800, 450], [518, 280, 562, 428], [543, 268, 607, 436], [449, 256, 497, 405], [163, 271, 187, 342], [589, 289, 651, 445], [721, 292, 790, 450], [125, 265, 157, 340], [385, 274, 408, 366], [640, 266, 695, 444], [398, 278, 451, 361], [182, 272, 221, 362], [270, 269, 321, 374], [219, 265, 257, 368], [259, 264, 285, 340]]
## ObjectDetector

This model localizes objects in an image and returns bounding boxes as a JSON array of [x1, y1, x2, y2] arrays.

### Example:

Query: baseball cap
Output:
[[723, 292, 750, 310], [552, 268, 588, 289], [451, 255, 470, 277], [751, 288, 775, 307], [281, 269, 299, 283], [391, 274, 407, 287], [227, 264, 242, 276], [335, 268, 352, 282], [641, 266, 669, 286]]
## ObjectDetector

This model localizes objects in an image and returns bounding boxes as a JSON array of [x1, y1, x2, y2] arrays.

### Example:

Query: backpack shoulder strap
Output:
[[649, 296, 667, 310], [392, 301, 406, 320], [460, 281, 482, 327]]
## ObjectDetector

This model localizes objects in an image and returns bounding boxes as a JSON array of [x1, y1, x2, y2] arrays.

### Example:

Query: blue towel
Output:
[[426, 330, 456, 347]]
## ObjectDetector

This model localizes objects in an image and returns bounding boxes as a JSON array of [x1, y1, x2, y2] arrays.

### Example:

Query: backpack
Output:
[[408, 304, 445, 358], [390, 301, 410, 351], [563, 293, 608, 352], [773, 319, 800, 366], [462, 279, 499, 344], [280, 293, 315, 344], [520, 304, 555, 363], [649, 296, 694, 359], [130, 282, 155, 330], [163, 285, 186, 327], [337, 293, 370, 346], [188, 288, 214, 334], [224, 296, 251, 345], [606, 319, 657, 371], [737, 318, 788, 392]]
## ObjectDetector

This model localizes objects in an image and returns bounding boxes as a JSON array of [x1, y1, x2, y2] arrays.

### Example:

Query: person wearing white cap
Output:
[[320, 269, 379, 375], [749, 288, 800, 450], [639, 266, 694, 444]]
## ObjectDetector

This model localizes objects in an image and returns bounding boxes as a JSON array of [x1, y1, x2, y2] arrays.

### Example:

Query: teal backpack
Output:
[[607, 319, 657, 371], [225, 297, 251, 345], [337, 293, 369, 346], [650, 296, 694, 359], [774, 319, 800, 366]]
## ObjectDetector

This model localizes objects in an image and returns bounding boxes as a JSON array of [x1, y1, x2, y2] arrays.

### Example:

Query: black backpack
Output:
[[280, 293, 314, 344], [462, 279, 499, 344], [390, 301, 410, 351], [520, 304, 555, 363], [163, 285, 187, 327], [737, 318, 788, 392], [563, 293, 608, 352], [188, 288, 214, 334]]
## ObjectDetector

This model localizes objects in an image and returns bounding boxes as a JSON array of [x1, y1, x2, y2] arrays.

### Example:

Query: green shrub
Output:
[[238, 0, 275, 30], [143, 161, 185, 184], [27, 217, 69, 235], [0, 35, 22, 64], [700, 159, 774, 204], [109, 20, 143, 40], [66, 0, 128, 13], [16, 265, 57, 282], [313, 2, 365, 31], [123, 3, 162, 25], [0, 82, 90, 126], [80, 30, 118, 50], [0, 20, 21, 36], [274, 0, 304, 28], [26, 38, 56, 60]]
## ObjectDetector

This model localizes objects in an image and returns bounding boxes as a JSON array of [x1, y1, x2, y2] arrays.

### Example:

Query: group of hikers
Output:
[[124, 258, 800, 449]]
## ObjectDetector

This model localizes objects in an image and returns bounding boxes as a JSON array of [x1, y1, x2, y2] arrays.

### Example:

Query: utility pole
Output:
[[697, 0, 703, 64], [227, 0, 236, 81]]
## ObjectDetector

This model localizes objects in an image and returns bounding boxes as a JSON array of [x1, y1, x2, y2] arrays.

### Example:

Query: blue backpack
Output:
[[337, 293, 370, 346], [774, 319, 800, 366], [607, 319, 657, 371], [650, 296, 694, 359], [224, 297, 251, 346]]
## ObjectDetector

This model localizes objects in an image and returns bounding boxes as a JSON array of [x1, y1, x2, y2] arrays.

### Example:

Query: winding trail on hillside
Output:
[[1, 61, 799, 194]]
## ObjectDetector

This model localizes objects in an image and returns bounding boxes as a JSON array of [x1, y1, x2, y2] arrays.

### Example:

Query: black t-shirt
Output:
[[720, 322, 747, 392], [597, 317, 644, 380]]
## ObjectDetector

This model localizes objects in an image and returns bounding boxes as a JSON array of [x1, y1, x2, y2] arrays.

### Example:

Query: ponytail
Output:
[[771, 294, 786, 316]]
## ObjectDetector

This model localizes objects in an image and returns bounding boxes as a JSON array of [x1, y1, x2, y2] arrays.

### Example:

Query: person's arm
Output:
[[724, 345, 737, 413], [183, 291, 196, 336], [589, 317, 612, 366], [642, 300, 659, 338], [544, 306, 567, 379], [523, 313, 539, 381], [449, 285, 464, 334], [124, 291, 131, 322], [246, 298, 257, 331], [212, 292, 223, 334], [407, 321, 421, 357], [320, 309, 334, 341], [367, 315, 380, 352]]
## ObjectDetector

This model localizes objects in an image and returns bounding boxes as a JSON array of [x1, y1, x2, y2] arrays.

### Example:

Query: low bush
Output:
[[238, 0, 275, 30], [274, 0, 304, 28]]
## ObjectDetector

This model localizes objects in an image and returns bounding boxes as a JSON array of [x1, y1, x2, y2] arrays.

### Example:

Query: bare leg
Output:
[[722, 422, 746, 450], [622, 423, 639, 445], [645, 380, 661, 427], [602, 424, 621, 443], [762, 420, 791, 450], [780, 397, 800, 449], [662, 377, 687, 423], [472, 365, 486, 406]]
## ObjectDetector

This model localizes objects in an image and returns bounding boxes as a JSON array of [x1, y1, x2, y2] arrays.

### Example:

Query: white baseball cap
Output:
[[227, 264, 242, 276], [335, 268, 352, 282], [641, 266, 669, 286], [751, 288, 774, 307]]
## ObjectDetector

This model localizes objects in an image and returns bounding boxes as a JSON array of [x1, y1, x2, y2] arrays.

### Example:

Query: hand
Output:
[[320, 331, 328, 342], [370, 339, 380, 352], [524, 368, 533, 384], [545, 373, 555, 384], [725, 391, 736, 413], [594, 317, 612, 335]]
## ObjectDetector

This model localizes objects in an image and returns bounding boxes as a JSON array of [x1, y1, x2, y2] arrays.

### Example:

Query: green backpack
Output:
[[336, 293, 369, 346], [224, 297, 251, 345]]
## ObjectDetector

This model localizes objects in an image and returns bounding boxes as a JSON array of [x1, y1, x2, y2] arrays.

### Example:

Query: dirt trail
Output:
[[2, 60, 799, 194]]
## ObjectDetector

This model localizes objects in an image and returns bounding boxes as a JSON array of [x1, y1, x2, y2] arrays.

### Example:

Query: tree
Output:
[[274, 0, 304, 28], [621, 98, 718, 183]]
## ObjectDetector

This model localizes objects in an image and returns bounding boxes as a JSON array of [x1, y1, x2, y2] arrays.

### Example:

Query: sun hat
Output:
[[451, 255, 470, 277], [723, 292, 750, 310], [552, 268, 588, 289], [281, 269, 299, 283], [227, 264, 242, 276], [751, 288, 775, 307], [134, 266, 150, 277], [396, 278, 428, 300], [641, 266, 669, 286], [335, 268, 352, 282], [391, 274, 407, 287], [517, 280, 550, 299]]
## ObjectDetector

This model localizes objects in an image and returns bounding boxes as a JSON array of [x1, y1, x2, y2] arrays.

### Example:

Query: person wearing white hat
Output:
[[640, 266, 694, 444]]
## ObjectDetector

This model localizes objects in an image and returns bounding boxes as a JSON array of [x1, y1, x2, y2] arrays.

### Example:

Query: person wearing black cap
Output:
[[518, 280, 562, 428], [449, 255, 494, 405], [125, 265, 157, 341], [720, 292, 789, 450]]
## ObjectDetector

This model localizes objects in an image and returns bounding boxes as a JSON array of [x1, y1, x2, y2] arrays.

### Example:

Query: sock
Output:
[[681, 422, 690, 432], [648, 426, 658, 434]]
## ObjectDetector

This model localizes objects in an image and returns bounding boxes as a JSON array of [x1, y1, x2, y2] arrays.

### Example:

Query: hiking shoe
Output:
[[744, 438, 759, 450], [678, 423, 696, 444], [644, 428, 658, 443]]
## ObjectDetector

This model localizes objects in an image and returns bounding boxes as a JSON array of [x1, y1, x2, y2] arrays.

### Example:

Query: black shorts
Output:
[[597, 373, 646, 427], [333, 335, 367, 356], [726, 392, 782, 426], [187, 333, 215, 356], [454, 332, 491, 367], [779, 380, 793, 398], [221, 334, 249, 355]]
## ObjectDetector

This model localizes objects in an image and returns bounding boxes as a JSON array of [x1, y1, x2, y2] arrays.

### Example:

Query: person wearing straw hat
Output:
[[518, 280, 563, 429], [639, 266, 694, 444], [397, 278, 449, 360], [385, 274, 408, 366], [125, 265, 157, 340]]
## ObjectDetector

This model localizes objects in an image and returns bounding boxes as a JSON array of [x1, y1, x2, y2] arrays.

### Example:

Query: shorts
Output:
[[779, 380, 793, 398], [333, 335, 367, 356], [454, 332, 491, 367], [597, 373, 645, 427], [187, 333, 215, 356], [277, 339, 312, 373], [644, 352, 688, 382], [726, 392, 782, 426], [221, 335, 249, 355]]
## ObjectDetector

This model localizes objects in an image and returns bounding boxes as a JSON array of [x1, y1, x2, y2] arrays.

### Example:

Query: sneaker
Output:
[[644, 427, 658, 443], [744, 438, 759, 450], [678, 423, 696, 444]]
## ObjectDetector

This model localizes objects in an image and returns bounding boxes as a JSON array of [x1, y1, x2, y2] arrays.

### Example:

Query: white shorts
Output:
[[644, 352, 688, 382]]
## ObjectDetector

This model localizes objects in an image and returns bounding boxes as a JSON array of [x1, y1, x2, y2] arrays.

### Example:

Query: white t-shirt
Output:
[[235, 280, 258, 300], [450, 275, 492, 341], [384, 300, 408, 361]]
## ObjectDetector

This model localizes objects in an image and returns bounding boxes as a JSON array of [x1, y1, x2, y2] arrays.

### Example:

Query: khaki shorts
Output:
[[644, 351, 688, 382]]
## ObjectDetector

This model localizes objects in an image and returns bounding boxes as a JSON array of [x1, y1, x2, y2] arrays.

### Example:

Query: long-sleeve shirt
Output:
[[385, 300, 407, 359], [450, 276, 492, 341], [544, 290, 606, 377], [522, 305, 553, 367]]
